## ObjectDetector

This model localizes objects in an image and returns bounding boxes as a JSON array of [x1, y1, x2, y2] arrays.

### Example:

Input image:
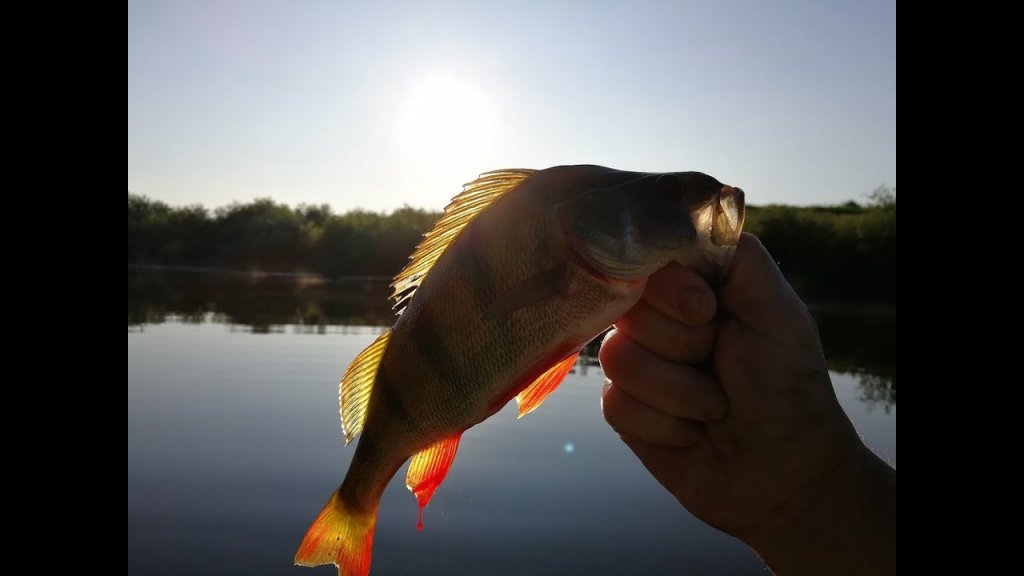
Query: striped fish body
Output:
[[296, 165, 745, 576], [381, 168, 646, 432]]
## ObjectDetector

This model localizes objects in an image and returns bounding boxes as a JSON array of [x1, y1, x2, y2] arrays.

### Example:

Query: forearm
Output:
[[745, 445, 896, 576]]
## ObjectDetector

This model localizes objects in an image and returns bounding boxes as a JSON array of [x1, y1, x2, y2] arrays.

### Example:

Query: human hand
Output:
[[600, 233, 895, 575]]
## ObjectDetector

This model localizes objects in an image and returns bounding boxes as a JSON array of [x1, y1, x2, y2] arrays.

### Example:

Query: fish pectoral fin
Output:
[[516, 352, 580, 418], [484, 266, 567, 320], [340, 330, 392, 444], [406, 434, 462, 531]]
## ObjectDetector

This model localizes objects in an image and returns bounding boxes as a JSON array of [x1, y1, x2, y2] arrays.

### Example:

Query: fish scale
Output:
[[295, 165, 745, 576]]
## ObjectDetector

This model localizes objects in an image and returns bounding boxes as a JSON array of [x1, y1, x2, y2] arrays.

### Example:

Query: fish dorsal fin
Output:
[[339, 330, 392, 444], [516, 352, 580, 418], [390, 169, 535, 312], [406, 433, 463, 531]]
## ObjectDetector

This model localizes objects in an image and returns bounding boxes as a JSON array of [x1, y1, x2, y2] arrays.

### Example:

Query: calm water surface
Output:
[[127, 271, 896, 575]]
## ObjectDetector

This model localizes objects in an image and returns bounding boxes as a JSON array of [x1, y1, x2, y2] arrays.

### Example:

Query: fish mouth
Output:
[[711, 186, 745, 246], [561, 177, 745, 283]]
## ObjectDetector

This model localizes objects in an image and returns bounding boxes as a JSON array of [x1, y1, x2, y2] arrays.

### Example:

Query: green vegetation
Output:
[[128, 185, 895, 304], [128, 195, 438, 277], [743, 185, 896, 304]]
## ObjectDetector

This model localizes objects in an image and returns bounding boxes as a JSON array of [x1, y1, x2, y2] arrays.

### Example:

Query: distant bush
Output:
[[744, 185, 896, 304], [128, 194, 439, 278]]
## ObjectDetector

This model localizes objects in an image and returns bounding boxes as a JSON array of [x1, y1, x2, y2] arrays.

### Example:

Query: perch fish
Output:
[[295, 165, 745, 575]]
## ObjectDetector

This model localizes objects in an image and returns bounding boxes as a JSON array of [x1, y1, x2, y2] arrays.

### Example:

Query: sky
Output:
[[128, 0, 896, 213]]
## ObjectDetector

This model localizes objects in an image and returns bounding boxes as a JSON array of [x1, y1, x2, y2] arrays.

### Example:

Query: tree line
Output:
[[128, 186, 895, 304], [128, 195, 438, 278], [743, 186, 895, 304]]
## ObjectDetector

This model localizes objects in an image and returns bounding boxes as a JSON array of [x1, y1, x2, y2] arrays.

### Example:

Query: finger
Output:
[[600, 329, 727, 422], [601, 381, 704, 447], [614, 299, 717, 364], [719, 233, 817, 346], [643, 263, 717, 326]]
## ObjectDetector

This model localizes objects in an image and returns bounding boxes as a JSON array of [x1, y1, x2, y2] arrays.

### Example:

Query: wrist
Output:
[[744, 445, 896, 576]]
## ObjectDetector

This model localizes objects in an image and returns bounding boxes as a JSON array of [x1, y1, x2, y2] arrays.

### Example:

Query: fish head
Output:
[[557, 168, 745, 282]]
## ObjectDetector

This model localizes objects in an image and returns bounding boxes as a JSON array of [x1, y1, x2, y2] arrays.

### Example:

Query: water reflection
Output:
[[127, 271, 896, 575], [128, 268, 394, 331], [813, 307, 896, 410], [128, 269, 895, 408]]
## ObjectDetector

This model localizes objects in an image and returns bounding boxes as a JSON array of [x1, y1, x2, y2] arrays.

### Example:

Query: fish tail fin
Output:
[[294, 489, 377, 576]]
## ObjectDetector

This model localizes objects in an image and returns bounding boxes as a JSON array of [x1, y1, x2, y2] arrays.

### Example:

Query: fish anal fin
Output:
[[390, 169, 535, 313], [516, 352, 580, 418], [406, 434, 463, 531], [484, 266, 566, 320], [294, 490, 377, 576], [340, 330, 392, 444]]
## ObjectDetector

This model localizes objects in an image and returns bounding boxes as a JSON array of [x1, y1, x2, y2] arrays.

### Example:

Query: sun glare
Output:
[[397, 73, 500, 173]]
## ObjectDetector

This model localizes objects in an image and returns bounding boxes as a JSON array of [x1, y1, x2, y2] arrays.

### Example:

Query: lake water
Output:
[[127, 271, 896, 575]]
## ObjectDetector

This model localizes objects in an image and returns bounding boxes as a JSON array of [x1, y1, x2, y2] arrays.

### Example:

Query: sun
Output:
[[397, 72, 500, 171]]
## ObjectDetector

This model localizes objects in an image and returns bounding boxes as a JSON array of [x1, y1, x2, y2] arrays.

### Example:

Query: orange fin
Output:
[[390, 169, 535, 313], [406, 434, 462, 531], [294, 490, 377, 576], [516, 352, 579, 418], [339, 330, 391, 444]]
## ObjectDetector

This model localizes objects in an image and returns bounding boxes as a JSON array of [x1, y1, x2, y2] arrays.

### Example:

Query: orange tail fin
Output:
[[295, 490, 377, 576]]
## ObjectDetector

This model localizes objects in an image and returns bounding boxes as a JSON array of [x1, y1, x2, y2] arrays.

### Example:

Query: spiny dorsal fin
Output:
[[339, 330, 391, 444], [390, 169, 536, 312]]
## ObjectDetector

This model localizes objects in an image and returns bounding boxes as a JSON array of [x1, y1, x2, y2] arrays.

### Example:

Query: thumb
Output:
[[718, 233, 819, 348]]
